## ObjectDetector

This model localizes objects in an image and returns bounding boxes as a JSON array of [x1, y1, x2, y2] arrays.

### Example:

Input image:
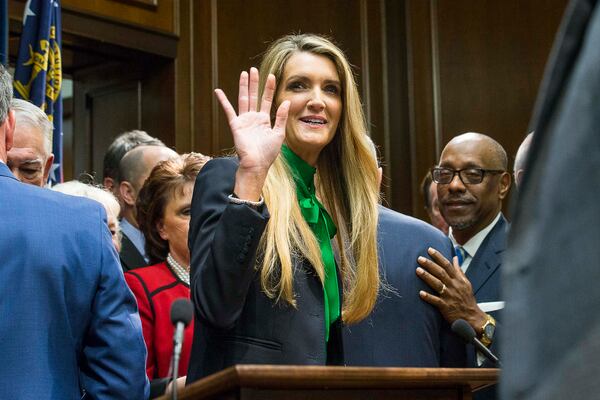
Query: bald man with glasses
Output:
[[416, 132, 511, 400]]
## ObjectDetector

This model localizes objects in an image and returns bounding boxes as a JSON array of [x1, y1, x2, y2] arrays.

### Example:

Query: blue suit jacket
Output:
[[465, 215, 508, 400], [466, 215, 507, 362], [343, 206, 466, 367], [0, 163, 149, 399]]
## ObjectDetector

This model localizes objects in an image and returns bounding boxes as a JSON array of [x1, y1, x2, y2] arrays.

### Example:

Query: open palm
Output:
[[215, 67, 289, 174]]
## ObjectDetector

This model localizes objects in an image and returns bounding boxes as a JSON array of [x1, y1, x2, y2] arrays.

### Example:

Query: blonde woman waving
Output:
[[187, 34, 380, 382]]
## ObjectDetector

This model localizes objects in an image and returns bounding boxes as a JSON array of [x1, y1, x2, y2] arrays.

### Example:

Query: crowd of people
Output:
[[0, 33, 537, 399]]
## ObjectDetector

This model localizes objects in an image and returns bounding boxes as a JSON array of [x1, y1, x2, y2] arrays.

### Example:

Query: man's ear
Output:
[[119, 181, 137, 207], [103, 177, 114, 192], [498, 171, 512, 200], [4, 110, 15, 152], [43, 153, 55, 184]]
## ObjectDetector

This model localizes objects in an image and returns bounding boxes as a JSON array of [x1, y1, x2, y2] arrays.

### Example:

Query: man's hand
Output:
[[416, 247, 487, 335]]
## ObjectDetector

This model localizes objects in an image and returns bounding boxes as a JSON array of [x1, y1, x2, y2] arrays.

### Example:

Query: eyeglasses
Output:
[[431, 167, 505, 185]]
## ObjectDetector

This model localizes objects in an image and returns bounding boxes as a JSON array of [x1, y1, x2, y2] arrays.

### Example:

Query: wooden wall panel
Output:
[[8, 0, 568, 221], [435, 0, 566, 158], [404, 0, 439, 215], [403, 0, 567, 219], [62, 0, 177, 34], [193, 0, 367, 156]]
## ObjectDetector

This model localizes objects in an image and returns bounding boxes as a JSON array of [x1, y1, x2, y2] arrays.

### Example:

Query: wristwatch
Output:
[[479, 314, 496, 347]]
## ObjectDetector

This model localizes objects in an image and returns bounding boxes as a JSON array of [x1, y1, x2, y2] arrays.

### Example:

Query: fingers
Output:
[[427, 247, 458, 278], [419, 290, 444, 308], [238, 71, 249, 114], [248, 67, 259, 112], [416, 265, 444, 293], [260, 74, 276, 114], [417, 255, 449, 282], [273, 100, 290, 137], [214, 89, 237, 123]]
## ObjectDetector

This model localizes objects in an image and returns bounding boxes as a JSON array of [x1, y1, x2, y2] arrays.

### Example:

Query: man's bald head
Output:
[[436, 132, 511, 244], [513, 132, 534, 188], [441, 132, 508, 170], [119, 145, 178, 191], [118, 145, 178, 226]]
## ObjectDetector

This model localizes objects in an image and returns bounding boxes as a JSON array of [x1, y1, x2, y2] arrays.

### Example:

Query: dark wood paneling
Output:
[[436, 0, 567, 155], [8, 0, 567, 221], [403, 0, 567, 219], [9, 0, 178, 60], [141, 59, 176, 148], [62, 0, 176, 34], [403, 0, 439, 216], [72, 59, 175, 180], [173, 0, 194, 153], [195, 0, 365, 156], [90, 82, 140, 177]]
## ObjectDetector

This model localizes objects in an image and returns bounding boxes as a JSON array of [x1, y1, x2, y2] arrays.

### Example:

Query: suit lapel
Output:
[[466, 216, 508, 295], [119, 232, 147, 271]]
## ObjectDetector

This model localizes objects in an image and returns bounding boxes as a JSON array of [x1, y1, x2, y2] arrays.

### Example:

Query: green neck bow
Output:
[[281, 144, 340, 342]]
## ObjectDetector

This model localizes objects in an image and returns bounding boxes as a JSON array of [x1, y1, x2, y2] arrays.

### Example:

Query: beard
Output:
[[445, 214, 477, 231]]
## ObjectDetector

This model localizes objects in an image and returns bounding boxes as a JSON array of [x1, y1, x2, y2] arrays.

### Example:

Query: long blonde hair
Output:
[[256, 34, 380, 324]]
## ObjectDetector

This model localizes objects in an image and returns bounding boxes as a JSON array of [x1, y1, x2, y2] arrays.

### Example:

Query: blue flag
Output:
[[13, 0, 62, 184]]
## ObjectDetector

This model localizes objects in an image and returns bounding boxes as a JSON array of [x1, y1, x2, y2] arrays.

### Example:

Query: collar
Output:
[[450, 212, 502, 258], [0, 160, 17, 180], [120, 218, 148, 260], [281, 144, 316, 192], [282, 144, 336, 234]]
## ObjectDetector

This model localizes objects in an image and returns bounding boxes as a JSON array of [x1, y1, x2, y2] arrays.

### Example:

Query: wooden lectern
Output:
[[163, 365, 498, 400]]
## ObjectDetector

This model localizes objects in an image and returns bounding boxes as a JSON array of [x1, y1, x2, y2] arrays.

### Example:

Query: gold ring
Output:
[[440, 283, 446, 296]]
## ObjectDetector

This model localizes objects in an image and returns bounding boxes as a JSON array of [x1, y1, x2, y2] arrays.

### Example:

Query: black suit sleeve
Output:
[[188, 158, 270, 330]]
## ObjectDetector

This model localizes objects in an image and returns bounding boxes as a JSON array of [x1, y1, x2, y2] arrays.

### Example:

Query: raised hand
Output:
[[215, 68, 289, 172], [214, 67, 289, 201]]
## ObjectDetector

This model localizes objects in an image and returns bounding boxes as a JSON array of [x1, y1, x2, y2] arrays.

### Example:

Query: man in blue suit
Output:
[[0, 65, 149, 399], [417, 132, 511, 399], [343, 141, 466, 368], [344, 204, 467, 367]]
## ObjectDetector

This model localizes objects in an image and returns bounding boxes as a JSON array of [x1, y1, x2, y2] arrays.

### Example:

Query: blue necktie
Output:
[[455, 246, 465, 266]]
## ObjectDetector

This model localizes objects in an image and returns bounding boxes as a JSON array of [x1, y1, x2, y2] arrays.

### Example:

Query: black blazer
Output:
[[186, 157, 343, 384], [119, 231, 148, 272]]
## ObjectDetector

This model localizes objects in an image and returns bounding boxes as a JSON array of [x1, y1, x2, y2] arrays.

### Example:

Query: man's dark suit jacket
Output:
[[0, 162, 149, 399], [466, 215, 508, 400], [186, 158, 343, 384], [119, 230, 148, 271], [502, 1, 600, 399], [343, 206, 466, 367]]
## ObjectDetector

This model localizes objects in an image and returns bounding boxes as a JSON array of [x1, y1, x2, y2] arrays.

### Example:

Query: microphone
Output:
[[170, 298, 193, 400], [451, 319, 501, 367]]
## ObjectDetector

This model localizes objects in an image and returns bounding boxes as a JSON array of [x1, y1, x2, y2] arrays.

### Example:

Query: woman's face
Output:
[[158, 182, 193, 266], [106, 210, 121, 253], [277, 51, 342, 165]]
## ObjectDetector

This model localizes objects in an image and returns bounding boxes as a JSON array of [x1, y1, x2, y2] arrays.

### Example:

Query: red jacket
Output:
[[125, 262, 194, 379]]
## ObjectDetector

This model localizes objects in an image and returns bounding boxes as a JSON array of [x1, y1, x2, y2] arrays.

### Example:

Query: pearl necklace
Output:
[[166, 253, 190, 286]]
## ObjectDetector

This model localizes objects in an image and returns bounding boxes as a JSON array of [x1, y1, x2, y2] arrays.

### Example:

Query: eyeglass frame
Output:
[[430, 167, 506, 185]]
